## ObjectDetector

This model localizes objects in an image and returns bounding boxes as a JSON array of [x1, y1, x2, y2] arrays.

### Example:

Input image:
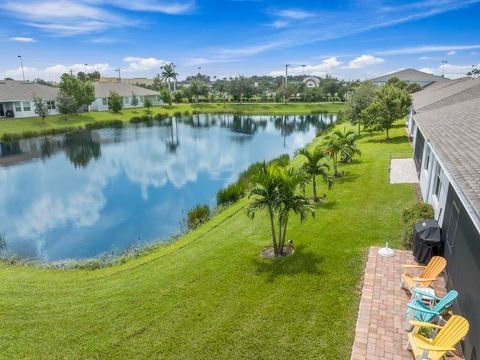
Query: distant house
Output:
[[303, 76, 321, 88], [408, 77, 480, 359], [90, 82, 162, 112], [0, 80, 59, 118], [371, 68, 449, 88], [99, 76, 155, 86]]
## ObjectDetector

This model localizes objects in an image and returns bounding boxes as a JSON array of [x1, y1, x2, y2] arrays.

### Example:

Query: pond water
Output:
[[0, 113, 336, 261]]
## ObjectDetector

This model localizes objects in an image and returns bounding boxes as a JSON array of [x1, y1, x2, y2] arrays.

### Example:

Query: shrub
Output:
[[402, 202, 435, 249], [130, 115, 150, 124], [108, 91, 123, 113], [216, 182, 244, 206], [186, 204, 211, 230]]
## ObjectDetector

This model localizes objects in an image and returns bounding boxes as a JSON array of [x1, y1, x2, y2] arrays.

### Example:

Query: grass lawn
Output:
[[0, 102, 344, 139], [0, 122, 415, 359]]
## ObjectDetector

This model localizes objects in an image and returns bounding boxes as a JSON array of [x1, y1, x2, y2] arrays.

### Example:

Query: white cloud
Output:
[[10, 36, 36, 42], [1, 63, 111, 80], [447, 50, 457, 55], [347, 55, 384, 69], [0, 0, 193, 36], [377, 44, 480, 55], [273, 9, 314, 19], [267, 20, 289, 29], [270, 57, 342, 77], [122, 57, 169, 71]]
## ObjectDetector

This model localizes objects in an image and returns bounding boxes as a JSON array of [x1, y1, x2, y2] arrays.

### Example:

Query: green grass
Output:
[[0, 102, 344, 139], [0, 122, 415, 359]]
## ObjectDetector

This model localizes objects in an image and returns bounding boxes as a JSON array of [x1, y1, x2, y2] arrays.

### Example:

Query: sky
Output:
[[0, 0, 479, 81]]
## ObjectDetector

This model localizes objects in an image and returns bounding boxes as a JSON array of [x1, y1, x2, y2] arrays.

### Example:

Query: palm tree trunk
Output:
[[268, 206, 278, 256], [333, 154, 338, 176], [280, 215, 289, 254], [312, 174, 318, 201]]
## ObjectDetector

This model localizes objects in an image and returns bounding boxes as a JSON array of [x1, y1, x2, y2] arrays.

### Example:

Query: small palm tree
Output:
[[246, 163, 282, 256], [324, 127, 361, 176], [161, 63, 178, 91], [297, 147, 332, 202], [276, 167, 314, 255]]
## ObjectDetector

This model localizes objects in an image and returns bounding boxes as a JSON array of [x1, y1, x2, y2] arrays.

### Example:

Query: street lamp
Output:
[[301, 64, 306, 76], [171, 62, 177, 92], [84, 63, 88, 74], [116, 68, 121, 81], [441, 60, 448, 77], [17, 55, 25, 81], [284, 64, 290, 104]]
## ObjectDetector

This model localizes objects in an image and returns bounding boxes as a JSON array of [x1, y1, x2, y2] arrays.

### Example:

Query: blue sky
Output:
[[0, 0, 479, 81]]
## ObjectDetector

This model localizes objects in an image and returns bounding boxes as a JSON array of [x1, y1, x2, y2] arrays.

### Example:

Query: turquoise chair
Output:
[[406, 289, 458, 324]]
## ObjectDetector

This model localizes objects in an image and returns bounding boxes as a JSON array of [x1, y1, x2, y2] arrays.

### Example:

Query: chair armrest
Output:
[[403, 264, 425, 268], [406, 303, 438, 315], [409, 320, 443, 329], [417, 343, 456, 352], [412, 277, 438, 282], [413, 288, 441, 300]]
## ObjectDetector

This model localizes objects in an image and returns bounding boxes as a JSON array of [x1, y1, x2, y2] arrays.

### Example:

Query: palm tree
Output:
[[161, 63, 178, 91], [246, 163, 282, 256], [324, 127, 361, 176], [276, 167, 314, 255], [297, 147, 332, 202]]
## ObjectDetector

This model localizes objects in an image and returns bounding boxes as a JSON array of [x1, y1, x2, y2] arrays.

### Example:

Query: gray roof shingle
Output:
[[0, 80, 58, 102], [94, 82, 160, 97], [414, 80, 480, 215], [371, 68, 449, 83]]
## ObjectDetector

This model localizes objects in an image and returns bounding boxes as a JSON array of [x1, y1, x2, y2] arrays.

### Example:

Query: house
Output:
[[302, 76, 321, 88], [371, 68, 449, 88], [408, 77, 480, 359], [0, 80, 59, 118], [99, 76, 155, 86], [90, 82, 162, 112]]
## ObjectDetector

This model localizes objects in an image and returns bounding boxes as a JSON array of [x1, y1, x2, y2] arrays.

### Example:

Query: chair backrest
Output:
[[421, 256, 447, 286], [433, 315, 469, 347], [432, 290, 458, 313]]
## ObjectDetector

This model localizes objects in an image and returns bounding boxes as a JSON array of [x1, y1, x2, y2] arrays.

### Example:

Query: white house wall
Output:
[[89, 95, 162, 112], [1, 100, 59, 119]]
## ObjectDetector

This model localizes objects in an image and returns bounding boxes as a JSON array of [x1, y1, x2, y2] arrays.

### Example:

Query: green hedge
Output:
[[402, 202, 435, 249]]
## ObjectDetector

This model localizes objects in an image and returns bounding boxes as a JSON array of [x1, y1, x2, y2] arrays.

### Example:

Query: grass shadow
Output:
[[252, 244, 325, 282], [332, 173, 361, 184], [315, 199, 338, 210]]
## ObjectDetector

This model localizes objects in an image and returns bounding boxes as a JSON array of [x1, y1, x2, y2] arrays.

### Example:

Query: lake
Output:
[[0, 113, 336, 261]]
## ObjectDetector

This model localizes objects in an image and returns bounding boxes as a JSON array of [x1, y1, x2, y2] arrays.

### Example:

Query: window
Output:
[[14, 102, 22, 112], [102, 98, 108, 106], [23, 101, 31, 111], [433, 165, 443, 199], [156, 95, 161, 101], [140, 96, 144, 102], [47, 101, 56, 110], [124, 96, 129, 104], [424, 147, 430, 171]]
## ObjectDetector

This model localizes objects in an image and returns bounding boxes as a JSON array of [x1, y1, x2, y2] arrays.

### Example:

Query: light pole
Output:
[[84, 63, 88, 74], [116, 68, 121, 81], [284, 64, 290, 104], [441, 60, 447, 77], [197, 66, 202, 75], [301, 64, 306, 76], [17, 55, 25, 81]]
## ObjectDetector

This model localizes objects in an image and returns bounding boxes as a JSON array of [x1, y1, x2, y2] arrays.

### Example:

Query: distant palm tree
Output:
[[324, 127, 361, 176], [297, 147, 332, 202], [161, 63, 178, 91]]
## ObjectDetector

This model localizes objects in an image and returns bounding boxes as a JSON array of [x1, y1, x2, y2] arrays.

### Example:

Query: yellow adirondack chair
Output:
[[407, 315, 469, 360], [401, 256, 446, 292]]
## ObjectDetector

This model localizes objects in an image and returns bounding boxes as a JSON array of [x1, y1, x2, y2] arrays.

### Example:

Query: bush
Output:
[[108, 91, 123, 113], [216, 182, 244, 206], [130, 115, 150, 124], [402, 202, 435, 249], [186, 204, 211, 230]]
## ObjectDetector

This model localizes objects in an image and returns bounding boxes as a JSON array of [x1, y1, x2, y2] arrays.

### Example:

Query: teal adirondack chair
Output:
[[406, 289, 458, 325]]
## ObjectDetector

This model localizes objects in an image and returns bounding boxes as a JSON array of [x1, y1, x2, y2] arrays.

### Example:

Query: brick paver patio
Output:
[[350, 247, 461, 360]]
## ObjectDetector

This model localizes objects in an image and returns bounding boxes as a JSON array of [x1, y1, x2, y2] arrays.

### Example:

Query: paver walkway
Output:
[[390, 158, 419, 184], [350, 247, 462, 360]]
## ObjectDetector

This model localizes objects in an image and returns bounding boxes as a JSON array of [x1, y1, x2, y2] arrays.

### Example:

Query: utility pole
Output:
[[116, 68, 121, 81], [441, 60, 447, 77], [17, 55, 25, 81], [284, 64, 290, 104]]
